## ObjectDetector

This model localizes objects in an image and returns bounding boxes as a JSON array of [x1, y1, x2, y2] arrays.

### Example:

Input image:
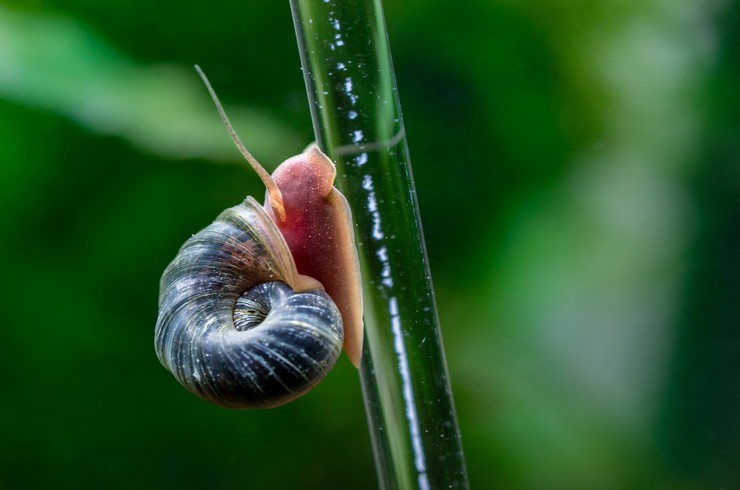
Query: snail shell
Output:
[[155, 66, 363, 409], [155, 197, 343, 409]]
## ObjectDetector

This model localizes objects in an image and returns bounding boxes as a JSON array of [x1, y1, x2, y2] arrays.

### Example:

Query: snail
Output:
[[154, 66, 363, 409]]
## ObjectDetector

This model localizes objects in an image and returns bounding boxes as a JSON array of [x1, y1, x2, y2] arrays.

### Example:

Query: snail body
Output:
[[155, 67, 363, 409]]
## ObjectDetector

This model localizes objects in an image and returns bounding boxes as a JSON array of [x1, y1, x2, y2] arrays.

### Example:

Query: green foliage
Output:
[[1, 1, 738, 488]]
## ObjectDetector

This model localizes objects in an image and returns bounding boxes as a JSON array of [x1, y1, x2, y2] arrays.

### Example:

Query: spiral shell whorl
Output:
[[155, 197, 344, 409]]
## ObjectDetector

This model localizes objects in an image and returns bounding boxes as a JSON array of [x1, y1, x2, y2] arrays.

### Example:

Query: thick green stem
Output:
[[289, 1, 469, 488]]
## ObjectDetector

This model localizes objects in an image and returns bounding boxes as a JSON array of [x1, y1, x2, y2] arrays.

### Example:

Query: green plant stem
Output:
[[289, 1, 469, 488]]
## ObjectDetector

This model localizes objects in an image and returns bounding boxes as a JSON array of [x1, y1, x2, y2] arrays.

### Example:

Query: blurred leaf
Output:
[[0, 5, 302, 162]]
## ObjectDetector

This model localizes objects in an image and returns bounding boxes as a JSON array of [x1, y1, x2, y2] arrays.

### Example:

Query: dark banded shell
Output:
[[155, 197, 344, 409]]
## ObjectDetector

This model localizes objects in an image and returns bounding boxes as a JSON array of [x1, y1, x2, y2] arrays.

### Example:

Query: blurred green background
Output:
[[1, 0, 739, 488]]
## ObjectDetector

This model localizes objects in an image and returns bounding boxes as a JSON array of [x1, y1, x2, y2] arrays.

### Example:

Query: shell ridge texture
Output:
[[155, 198, 344, 409]]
